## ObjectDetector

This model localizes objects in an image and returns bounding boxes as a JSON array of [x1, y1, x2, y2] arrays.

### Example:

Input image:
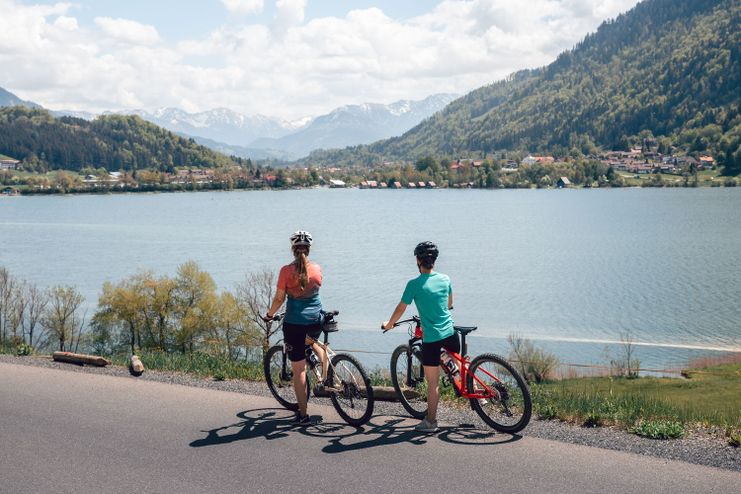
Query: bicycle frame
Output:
[[401, 322, 505, 401]]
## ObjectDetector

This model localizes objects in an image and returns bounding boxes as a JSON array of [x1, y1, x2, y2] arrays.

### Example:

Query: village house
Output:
[[699, 156, 715, 168], [0, 159, 20, 170], [521, 155, 555, 166], [328, 179, 346, 188], [2, 187, 20, 196], [557, 177, 571, 188], [392, 181, 402, 189], [407, 182, 416, 188]]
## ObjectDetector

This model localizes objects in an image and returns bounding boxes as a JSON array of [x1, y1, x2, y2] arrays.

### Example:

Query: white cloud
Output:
[[94, 17, 160, 45], [221, 0, 264, 15], [273, 0, 306, 34], [53, 15, 78, 31], [0, 0, 641, 120]]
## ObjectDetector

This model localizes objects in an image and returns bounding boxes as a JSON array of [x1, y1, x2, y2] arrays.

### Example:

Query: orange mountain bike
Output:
[[385, 316, 531, 433]]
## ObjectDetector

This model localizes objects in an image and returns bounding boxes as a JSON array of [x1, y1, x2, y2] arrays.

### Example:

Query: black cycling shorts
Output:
[[283, 321, 322, 362], [421, 333, 461, 367]]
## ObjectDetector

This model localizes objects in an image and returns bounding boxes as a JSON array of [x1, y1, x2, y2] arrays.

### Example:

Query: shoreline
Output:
[[1, 353, 738, 472], [3, 182, 741, 197]]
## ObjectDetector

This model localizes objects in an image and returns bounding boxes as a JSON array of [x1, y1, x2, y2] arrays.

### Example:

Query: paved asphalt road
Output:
[[1, 362, 738, 494]]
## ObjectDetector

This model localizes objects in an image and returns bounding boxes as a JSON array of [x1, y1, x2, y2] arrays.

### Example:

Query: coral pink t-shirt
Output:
[[277, 262, 322, 298], [277, 262, 322, 324]]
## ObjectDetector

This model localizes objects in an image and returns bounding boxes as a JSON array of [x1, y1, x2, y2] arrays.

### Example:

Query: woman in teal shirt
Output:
[[382, 241, 458, 433]]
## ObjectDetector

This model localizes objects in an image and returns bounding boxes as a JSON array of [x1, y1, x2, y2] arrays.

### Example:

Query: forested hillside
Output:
[[0, 106, 236, 171], [308, 0, 741, 174]]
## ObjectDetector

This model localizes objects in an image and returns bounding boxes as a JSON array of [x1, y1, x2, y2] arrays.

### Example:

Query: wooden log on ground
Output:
[[129, 355, 145, 376], [52, 351, 111, 367], [313, 385, 418, 402]]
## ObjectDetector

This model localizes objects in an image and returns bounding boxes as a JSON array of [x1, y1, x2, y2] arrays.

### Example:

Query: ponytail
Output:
[[293, 246, 310, 289]]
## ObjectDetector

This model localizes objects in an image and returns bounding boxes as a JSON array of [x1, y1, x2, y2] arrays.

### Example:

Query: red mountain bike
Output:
[[385, 316, 531, 433]]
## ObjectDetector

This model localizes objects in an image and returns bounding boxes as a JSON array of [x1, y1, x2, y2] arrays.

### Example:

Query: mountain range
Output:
[[0, 89, 457, 161], [0, 87, 40, 109], [307, 0, 740, 172]]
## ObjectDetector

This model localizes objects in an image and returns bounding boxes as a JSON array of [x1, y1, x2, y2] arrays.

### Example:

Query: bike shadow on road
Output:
[[189, 408, 521, 453], [309, 416, 522, 454], [189, 408, 298, 448]]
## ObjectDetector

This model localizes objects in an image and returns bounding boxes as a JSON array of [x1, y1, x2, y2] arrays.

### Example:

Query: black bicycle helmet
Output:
[[414, 241, 439, 262]]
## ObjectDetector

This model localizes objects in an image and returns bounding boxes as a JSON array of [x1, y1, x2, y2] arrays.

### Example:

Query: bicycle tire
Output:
[[263, 345, 310, 411], [390, 344, 427, 419], [466, 353, 531, 433], [327, 353, 374, 426]]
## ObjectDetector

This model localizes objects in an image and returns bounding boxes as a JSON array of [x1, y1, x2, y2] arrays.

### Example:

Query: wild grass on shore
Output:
[[109, 351, 264, 381], [532, 356, 741, 432]]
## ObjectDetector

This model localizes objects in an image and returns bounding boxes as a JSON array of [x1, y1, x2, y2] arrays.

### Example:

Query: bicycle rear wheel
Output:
[[264, 345, 310, 411], [466, 353, 531, 433], [390, 344, 427, 419], [327, 353, 374, 426]]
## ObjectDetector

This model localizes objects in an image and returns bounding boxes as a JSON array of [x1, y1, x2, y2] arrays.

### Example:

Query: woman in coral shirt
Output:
[[264, 230, 326, 425]]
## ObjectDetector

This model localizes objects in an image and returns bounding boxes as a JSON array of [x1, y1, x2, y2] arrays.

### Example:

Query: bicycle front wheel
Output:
[[264, 345, 310, 411], [327, 353, 374, 426], [390, 344, 427, 419], [467, 353, 531, 433]]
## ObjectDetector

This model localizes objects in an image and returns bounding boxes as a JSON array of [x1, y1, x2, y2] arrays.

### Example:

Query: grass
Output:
[[108, 350, 264, 381], [631, 420, 687, 439], [532, 358, 741, 433], [616, 168, 734, 187]]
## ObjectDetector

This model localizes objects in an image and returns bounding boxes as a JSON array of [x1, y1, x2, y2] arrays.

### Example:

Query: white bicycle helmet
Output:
[[290, 230, 313, 247]]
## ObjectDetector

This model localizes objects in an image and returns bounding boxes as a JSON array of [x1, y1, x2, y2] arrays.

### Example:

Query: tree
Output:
[[174, 261, 217, 353], [237, 269, 280, 356], [211, 292, 258, 361], [0, 268, 19, 346], [20, 281, 48, 349], [43, 285, 84, 352]]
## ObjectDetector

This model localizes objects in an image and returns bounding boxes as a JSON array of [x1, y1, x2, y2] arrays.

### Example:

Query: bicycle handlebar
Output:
[[382, 315, 420, 332], [266, 310, 338, 324]]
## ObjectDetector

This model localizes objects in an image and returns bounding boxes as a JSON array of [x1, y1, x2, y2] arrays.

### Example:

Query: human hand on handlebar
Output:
[[381, 321, 393, 331]]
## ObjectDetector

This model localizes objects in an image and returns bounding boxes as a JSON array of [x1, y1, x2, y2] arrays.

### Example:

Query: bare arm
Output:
[[265, 289, 287, 319], [382, 301, 408, 330], [448, 292, 454, 310]]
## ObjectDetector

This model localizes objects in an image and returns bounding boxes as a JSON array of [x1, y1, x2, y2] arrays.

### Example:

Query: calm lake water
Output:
[[2, 188, 740, 372]]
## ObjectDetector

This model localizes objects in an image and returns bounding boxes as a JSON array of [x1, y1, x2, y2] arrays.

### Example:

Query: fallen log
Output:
[[52, 351, 111, 367], [313, 385, 418, 402], [129, 355, 145, 376]]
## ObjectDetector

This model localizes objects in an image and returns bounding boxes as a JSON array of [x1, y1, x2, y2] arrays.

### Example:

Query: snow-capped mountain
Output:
[[121, 107, 298, 146], [250, 93, 459, 159], [1, 85, 458, 161]]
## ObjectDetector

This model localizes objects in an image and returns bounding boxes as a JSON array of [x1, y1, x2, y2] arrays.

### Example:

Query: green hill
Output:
[[308, 0, 741, 174], [0, 106, 236, 172]]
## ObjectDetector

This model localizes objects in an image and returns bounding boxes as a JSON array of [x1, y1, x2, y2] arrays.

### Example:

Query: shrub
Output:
[[16, 343, 32, 356], [631, 420, 686, 439], [507, 333, 560, 383], [583, 410, 604, 427], [538, 402, 559, 420], [727, 430, 741, 448], [723, 177, 737, 187]]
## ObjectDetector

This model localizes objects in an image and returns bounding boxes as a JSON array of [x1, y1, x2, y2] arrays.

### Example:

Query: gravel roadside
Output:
[[2, 354, 739, 472]]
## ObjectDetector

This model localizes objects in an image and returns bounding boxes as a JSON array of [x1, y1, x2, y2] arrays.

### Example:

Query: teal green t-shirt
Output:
[[401, 272, 454, 343]]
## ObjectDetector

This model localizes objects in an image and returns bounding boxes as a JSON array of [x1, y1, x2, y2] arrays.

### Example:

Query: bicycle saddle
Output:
[[454, 325, 477, 335]]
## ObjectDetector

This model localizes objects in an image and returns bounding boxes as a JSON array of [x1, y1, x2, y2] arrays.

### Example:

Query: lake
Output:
[[2, 187, 740, 373]]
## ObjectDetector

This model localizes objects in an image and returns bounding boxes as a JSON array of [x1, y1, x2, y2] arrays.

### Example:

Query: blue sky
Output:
[[1, 0, 641, 119], [26, 1, 442, 42]]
